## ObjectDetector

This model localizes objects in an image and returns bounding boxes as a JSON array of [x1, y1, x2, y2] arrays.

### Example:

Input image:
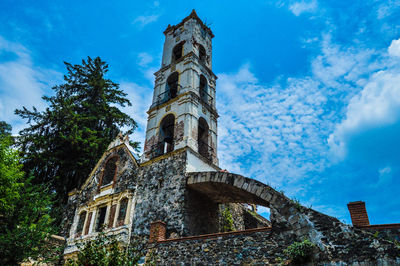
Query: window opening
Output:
[[95, 206, 107, 232], [84, 212, 92, 235], [172, 43, 183, 63], [166, 72, 179, 100], [76, 211, 87, 237], [198, 117, 210, 159], [117, 198, 129, 226], [199, 45, 206, 64], [102, 157, 117, 186], [199, 75, 208, 103]]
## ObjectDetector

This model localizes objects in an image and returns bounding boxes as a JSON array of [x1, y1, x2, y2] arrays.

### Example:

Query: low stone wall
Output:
[[150, 227, 284, 265], [360, 224, 400, 242], [148, 224, 400, 265]]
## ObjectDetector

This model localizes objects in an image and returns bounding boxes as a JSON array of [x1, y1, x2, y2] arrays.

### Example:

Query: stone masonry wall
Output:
[[361, 226, 400, 242], [131, 151, 188, 239], [150, 224, 400, 265]]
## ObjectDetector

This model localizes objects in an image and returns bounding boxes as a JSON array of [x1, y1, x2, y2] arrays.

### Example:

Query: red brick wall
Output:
[[149, 221, 166, 243], [347, 201, 370, 227]]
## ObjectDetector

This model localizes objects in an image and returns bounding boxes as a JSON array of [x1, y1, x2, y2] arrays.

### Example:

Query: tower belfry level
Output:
[[142, 10, 219, 170]]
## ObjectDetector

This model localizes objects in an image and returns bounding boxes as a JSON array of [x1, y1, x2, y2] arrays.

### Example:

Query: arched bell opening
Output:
[[159, 114, 175, 155], [166, 72, 179, 100], [198, 117, 210, 159]]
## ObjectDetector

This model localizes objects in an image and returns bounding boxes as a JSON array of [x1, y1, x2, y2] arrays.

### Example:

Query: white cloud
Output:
[[137, 52, 153, 67], [376, 0, 400, 19], [328, 39, 400, 159], [374, 166, 393, 187], [388, 38, 400, 58], [0, 36, 61, 134], [119, 81, 152, 146], [289, 0, 318, 16], [217, 64, 329, 189], [133, 15, 159, 28], [216, 33, 400, 201], [257, 206, 270, 219]]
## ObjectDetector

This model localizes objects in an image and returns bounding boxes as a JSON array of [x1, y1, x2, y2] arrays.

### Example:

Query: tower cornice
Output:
[[163, 9, 214, 38]]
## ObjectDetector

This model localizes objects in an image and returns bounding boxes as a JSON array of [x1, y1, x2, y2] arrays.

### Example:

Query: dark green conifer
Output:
[[15, 57, 138, 220]]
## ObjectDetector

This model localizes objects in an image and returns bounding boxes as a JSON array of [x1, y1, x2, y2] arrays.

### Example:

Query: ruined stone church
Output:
[[63, 11, 400, 264]]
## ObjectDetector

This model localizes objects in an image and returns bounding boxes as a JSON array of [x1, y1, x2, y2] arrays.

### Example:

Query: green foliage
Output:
[[0, 127, 57, 265], [220, 206, 235, 232], [284, 239, 315, 264], [66, 232, 145, 266], [0, 121, 12, 136], [15, 57, 138, 219], [373, 231, 379, 238]]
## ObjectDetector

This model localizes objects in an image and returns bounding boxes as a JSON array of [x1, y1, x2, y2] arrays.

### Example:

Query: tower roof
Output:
[[163, 9, 214, 38]]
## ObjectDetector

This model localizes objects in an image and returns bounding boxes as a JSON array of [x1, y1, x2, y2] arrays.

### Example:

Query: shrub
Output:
[[284, 239, 315, 264], [66, 232, 146, 266], [220, 206, 235, 232]]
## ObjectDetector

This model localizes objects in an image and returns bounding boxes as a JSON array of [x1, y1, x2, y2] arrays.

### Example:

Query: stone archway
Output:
[[185, 171, 329, 248], [186, 172, 297, 228]]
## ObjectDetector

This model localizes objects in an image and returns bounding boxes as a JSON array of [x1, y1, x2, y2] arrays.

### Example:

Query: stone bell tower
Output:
[[142, 10, 219, 171]]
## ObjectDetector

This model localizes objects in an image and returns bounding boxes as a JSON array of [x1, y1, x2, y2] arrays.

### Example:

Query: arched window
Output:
[[199, 44, 206, 64], [102, 157, 118, 186], [117, 198, 129, 226], [75, 211, 87, 237], [198, 117, 209, 159], [172, 42, 184, 63], [158, 114, 175, 156], [166, 72, 179, 100], [199, 75, 208, 103]]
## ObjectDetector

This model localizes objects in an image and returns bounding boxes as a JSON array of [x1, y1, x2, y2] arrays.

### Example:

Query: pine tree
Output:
[[15, 57, 138, 219]]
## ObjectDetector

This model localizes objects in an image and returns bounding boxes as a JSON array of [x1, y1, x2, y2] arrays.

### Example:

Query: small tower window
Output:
[[101, 157, 118, 186], [117, 198, 129, 226], [198, 117, 210, 159], [199, 44, 206, 64], [166, 72, 179, 100], [75, 211, 87, 237], [199, 75, 208, 103], [157, 114, 175, 156], [95, 206, 107, 232], [172, 43, 184, 63]]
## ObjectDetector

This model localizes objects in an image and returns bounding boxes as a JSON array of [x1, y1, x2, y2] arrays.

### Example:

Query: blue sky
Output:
[[1, 0, 400, 225]]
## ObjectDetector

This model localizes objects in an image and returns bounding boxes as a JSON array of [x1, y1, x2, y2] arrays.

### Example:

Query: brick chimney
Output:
[[347, 201, 370, 227], [149, 220, 166, 243]]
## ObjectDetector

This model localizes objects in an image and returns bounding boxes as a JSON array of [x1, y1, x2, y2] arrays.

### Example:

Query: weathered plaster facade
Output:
[[142, 10, 218, 167]]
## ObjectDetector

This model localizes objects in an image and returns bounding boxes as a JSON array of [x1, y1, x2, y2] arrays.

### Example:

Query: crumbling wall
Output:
[[149, 212, 400, 265]]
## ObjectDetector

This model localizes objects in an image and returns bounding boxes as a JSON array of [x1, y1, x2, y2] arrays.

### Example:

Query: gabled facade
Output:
[[64, 134, 140, 258]]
